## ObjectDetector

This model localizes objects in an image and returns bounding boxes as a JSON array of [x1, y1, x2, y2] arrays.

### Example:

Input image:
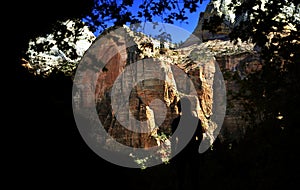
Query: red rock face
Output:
[[74, 24, 262, 150], [215, 52, 262, 142], [96, 57, 195, 148], [74, 28, 215, 149]]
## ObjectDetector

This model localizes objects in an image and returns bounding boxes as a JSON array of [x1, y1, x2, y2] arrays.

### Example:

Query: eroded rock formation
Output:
[[74, 26, 261, 153], [73, 26, 221, 150], [74, 0, 263, 155]]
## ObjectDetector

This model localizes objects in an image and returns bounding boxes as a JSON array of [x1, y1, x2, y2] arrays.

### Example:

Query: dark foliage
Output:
[[228, 0, 300, 129], [15, 0, 299, 189]]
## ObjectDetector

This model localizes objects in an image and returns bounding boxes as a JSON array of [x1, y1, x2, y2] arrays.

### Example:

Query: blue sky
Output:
[[89, 0, 209, 42], [125, 0, 209, 33], [165, 0, 209, 33]]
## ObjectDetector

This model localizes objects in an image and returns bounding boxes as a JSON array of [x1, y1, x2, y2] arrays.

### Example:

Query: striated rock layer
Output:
[[73, 21, 261, 150], [73, 26, 220, 149]]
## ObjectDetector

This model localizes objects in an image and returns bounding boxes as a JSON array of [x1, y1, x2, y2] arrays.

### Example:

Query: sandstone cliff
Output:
[[73, 1, 262, 163], [184, 0, 262, 142], [73, 26, 220, 151], [73, 26, 260, 157]]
